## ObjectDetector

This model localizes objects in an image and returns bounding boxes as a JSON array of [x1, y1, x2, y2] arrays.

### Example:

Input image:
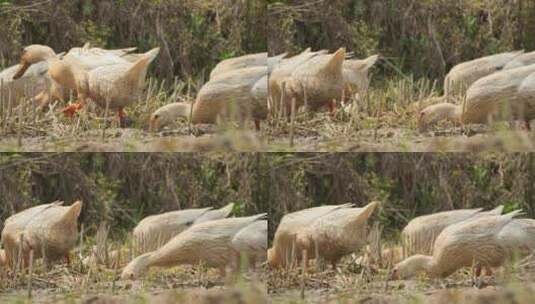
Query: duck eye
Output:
[[153, 114, 159, 119], [130, 273, 134, 279]]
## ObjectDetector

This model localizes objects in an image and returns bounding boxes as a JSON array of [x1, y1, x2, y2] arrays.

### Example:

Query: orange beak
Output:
[[13, 60, 31, 80]]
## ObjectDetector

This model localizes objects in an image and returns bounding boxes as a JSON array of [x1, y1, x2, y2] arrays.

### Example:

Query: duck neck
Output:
[[174, 103, 192, 118]]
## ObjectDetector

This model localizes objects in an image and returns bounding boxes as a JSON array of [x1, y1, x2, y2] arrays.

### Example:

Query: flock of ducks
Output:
[[1, 200, 535, 284], [0, 201, 267, 280], [0, 43, 380, 132], [2, 43, 535, 133], [419, 50, 535, 130], [2, 43, 159, 125], [150, 48, 378, 130], [268, 202, 535, 283]]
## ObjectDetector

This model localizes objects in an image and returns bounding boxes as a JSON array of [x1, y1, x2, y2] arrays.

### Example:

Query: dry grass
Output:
[[268, 243, 535, 304], [0, 74, 534, 152], [0, 229, 267, 304]]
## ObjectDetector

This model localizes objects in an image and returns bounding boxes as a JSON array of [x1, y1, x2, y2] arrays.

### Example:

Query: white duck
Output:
[[402, 206, 503, 256], [296, 201, 379, 268], [268, 203, 353, 269], [1, 201, 82, 268], [121, 214, 266, 279], [231, 219, 268, 267], [391, 210, 523, 280], [418, 64, 535, 130], [133, 203, 234, 253]]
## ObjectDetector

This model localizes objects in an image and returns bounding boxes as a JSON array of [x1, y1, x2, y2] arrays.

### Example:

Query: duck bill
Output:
[[13, 61, 31, 80]]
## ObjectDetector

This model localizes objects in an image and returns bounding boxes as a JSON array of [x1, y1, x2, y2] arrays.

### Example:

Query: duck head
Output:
[[390, 254, 433, 280], [121, 253, 152, 280], [13, 45, 56, 80], [149, 103, 192, 131], [417, 102, 462, 131]]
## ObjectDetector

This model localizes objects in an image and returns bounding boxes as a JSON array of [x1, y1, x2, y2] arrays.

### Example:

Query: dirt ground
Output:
[[1, 115, 533, 152], [0, 264, 267, 304], [267, 256, 535, 304]]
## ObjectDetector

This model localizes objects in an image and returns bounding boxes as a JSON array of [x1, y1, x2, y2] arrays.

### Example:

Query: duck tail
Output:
[[126, 47, 160, 84], [117, 47, 138, 55], [323, 48, 346, 75], [195, 203, 235, 224], [301, 47, 312, 54], [505, 209, 524, 219], [346, 54, 380, 72], [217, 203, 235, 218], [251, 213, 268, 221], [357, 201, 380, 221], [488, 205, 504, 215], [61, 200, 83, 224], [361, 54, 380, 70]]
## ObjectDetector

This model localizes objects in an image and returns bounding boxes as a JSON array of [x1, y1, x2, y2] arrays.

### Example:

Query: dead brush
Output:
[[0, 76, 201, 145]]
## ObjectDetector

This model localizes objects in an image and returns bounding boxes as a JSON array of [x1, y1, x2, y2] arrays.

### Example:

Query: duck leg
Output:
[[254, 119, 261, 131], [328, 99, 337, 117], [331, 260, 338, 271], [117, 108, 132, 128], [472, 262, 484, 288], [302, 249, 309, 273]]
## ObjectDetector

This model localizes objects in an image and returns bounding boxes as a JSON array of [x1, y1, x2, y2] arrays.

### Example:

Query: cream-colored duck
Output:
[[268, 203, 353, 269], [1, 200, 82, 268], [418, 64, 535, 130], [402, 206, 503, 256], [342, 54, 380, 97], [284, 48, 346, 114], [133, 203, 234, 254], [150, 56, 269, 131], [0, 61, 50, 104], [70, 47, 160, 124], [12, 44, 158, 123], [391, 210, 522, 280], [296, 201, 379, 268], [443, 51, 524, 97], [268, 48, 328, 115], [120, 214, 266, 279], [191, 66, 267, 129], [231, 219, 267, 266], [210, 53, 267, 80], [12, 44, 135, 81], [10, 44, 130, 108]]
